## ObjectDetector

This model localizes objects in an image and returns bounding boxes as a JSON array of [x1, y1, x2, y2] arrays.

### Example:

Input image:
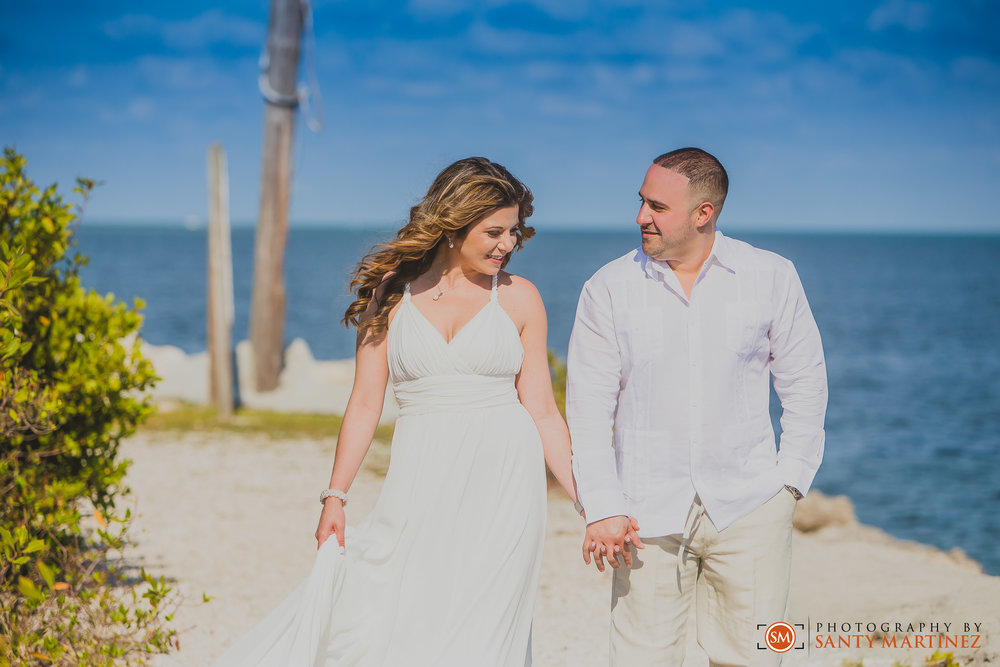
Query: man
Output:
[[567, 148, 827, 665]]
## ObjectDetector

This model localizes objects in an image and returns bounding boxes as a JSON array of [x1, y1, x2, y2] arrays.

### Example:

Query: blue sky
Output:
[[3, 0, 999, 232]]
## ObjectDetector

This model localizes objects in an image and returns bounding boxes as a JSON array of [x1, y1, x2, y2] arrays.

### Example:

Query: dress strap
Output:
[[490, 273, 499, 302], [402, 282, 412, 302]]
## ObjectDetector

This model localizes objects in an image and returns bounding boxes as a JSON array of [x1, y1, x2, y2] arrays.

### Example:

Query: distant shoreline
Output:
[[76, 220, 1000, 237]]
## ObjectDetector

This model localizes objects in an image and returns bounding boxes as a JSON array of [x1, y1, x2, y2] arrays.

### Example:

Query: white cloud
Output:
[[536, 93, 608, 119], [464, 19, 583, 58], [660, 21, 727, 59], [164, 10, 265, 50], [586, 63, 658, 102], [399, 81, 450, 99], [629, 64, 656, 85], [103, 11, 265, 50], [134, 55, 251, 93], [407, 0, 468, 16], [510, 0, 591, 22], [950, 56, 1000, 86], [867, 0, 932, 32], [102, 14, 160, 40], [836, 47, 938, 90], [594, 8, 817, 68], [0, 79, 44, 113], [126, 97, 156, 120], [711, 9, 820, 65], [662, 63, 714, 84], [67, 66, 90, 88], [522, 60, 570, 82]]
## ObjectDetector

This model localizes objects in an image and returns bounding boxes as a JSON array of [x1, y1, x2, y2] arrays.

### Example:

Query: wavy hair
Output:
[[343, 157, 535, 336]]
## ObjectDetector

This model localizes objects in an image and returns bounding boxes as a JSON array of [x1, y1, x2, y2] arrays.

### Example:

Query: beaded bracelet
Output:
[[319, 488, 348, 506]]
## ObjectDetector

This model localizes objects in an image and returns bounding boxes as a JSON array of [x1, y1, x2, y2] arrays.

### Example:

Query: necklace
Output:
[[431, 270, 448, 301]]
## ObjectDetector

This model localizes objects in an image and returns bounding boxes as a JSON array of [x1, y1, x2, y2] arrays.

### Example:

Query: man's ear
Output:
[[694, 201, 715, 229]]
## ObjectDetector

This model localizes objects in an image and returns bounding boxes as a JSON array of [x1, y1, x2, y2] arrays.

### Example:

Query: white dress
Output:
[[214, 275, 547, 666]]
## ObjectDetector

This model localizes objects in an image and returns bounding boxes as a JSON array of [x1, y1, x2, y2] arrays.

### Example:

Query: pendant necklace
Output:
[[434, 238, 455, 300], [432, 270, 448, 301]]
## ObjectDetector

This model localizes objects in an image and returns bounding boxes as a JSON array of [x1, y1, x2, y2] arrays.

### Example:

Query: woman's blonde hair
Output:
[[343, 157, 535, 336]]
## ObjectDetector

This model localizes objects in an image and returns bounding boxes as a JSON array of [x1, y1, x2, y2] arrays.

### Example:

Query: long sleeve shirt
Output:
[[567, 231, 827, 535]]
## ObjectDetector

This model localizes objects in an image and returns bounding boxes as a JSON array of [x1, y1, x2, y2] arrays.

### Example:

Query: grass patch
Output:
[[143, 401, 395, 443], [141, 402, 396, 475]]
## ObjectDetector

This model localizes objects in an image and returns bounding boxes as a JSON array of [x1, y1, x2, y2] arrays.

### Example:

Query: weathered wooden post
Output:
[[250, 0, 303, 391], [207, 143, 234, 419]]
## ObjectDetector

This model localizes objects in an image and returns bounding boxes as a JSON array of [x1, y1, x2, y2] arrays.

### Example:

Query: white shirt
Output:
[[567, 231, 827, 535]]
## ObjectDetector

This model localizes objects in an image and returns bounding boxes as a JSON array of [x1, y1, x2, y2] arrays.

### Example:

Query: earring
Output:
[[447, 237, 454, 249]]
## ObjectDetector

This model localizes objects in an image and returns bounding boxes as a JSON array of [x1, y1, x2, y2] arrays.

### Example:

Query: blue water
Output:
[[74, 225, 1000, 575]]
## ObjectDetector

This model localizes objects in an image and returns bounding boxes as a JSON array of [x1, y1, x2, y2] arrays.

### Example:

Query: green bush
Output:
[[1, 147, 173, 664], [547, 349, 566, 418]]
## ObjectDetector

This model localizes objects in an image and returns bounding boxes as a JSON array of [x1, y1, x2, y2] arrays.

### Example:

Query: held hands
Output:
[[315, 499, 346, 553], [582, 515, 644, 571]]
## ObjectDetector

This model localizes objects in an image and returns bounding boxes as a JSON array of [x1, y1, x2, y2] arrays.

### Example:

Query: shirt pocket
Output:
[[725, 300, 770, 357], [620, 308, 666, 361]]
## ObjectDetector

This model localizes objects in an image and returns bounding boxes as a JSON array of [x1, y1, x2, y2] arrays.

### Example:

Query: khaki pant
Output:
[[610, 490, 796, 666]]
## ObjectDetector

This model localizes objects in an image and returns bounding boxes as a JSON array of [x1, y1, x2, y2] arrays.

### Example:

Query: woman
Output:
[[214, 157, 578, 666]]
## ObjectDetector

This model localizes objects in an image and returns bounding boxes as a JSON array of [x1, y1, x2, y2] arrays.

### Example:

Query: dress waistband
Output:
[[393, 375, 519, 416]]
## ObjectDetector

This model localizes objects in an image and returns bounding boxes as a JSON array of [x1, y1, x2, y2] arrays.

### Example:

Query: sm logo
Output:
[[764, 622, 796, 653]]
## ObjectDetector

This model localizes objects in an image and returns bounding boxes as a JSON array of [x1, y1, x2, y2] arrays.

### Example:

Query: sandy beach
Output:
[[121, 428, 999, 667], [124, 342, 999, 666]]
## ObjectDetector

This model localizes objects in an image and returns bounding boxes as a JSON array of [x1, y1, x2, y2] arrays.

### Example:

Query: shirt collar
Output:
[[639, 230, 736, 279], [709, 230, 737, 273]]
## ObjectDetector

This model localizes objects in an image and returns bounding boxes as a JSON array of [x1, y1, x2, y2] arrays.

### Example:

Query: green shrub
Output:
[[1, 147, 173, 664], [547, 349, 566, 418], [924, 651, 964, 667]]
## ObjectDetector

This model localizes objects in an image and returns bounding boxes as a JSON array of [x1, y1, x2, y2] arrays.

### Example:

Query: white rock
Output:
[[141, 339, 398, 422]]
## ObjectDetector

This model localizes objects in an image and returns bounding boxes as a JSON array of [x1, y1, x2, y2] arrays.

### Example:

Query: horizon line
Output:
[[75, 218, 1000, 238]]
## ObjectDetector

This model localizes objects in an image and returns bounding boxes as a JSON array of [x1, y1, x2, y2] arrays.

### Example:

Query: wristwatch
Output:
[[573, 500, 585, 517], [784, 485, 803, 501]]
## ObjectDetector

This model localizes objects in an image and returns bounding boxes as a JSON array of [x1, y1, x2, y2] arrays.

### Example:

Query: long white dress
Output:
[[214, 275, 547, 666]]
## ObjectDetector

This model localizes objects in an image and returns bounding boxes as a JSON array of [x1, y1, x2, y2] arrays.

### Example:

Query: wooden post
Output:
[[250, 0, 303, 391], [207, 143, 235, 419]]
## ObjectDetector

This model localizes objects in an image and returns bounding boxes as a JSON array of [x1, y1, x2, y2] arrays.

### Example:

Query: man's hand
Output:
[[582, 515, 645, 571]]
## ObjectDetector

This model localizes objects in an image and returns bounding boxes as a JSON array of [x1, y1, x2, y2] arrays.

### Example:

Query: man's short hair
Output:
[[653, 148, 729, 213]]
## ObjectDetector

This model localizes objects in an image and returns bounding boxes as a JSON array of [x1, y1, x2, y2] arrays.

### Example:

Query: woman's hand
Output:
[[582, 515, 644, 571], [315, 500, 346, 551]]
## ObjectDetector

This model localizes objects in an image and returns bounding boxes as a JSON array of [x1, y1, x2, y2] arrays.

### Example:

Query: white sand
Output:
[[122, 430, 999, 667]]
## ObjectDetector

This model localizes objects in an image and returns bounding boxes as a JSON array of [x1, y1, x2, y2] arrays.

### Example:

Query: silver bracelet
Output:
[[319, 488, 348, 506], [573, 500, 585, 517]]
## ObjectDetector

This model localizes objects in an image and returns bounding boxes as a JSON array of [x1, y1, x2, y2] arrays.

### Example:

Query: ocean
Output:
[[74, 225, 1000, 575]]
